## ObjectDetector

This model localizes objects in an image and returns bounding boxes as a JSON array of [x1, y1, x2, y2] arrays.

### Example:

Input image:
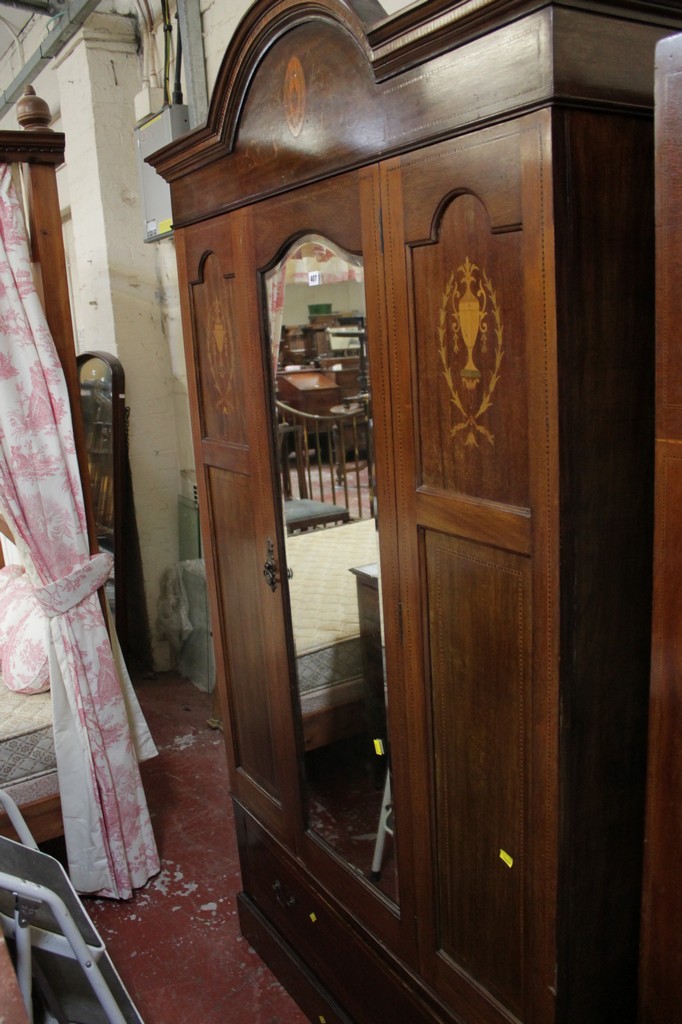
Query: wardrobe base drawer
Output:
[[236, 805, 450, 1024], [237, 893, 353, 1024]]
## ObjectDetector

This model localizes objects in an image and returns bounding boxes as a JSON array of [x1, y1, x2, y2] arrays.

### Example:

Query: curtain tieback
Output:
[[33, 552, 114, 618]]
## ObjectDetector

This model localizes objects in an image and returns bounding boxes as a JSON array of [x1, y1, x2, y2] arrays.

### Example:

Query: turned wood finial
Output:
[[16, 85, 53, 131]]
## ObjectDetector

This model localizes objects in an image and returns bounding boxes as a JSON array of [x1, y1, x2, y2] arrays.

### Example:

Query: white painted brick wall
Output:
[[55, 14, 185, 670]]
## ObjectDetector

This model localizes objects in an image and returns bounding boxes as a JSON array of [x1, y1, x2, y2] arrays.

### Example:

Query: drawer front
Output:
[[238, 892, 353, 1024], [238, 809, 449, 1024]]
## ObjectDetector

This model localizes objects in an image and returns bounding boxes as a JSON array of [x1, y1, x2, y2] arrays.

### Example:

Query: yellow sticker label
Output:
[[309, 911, 317, 923], [157, 218, 173, 235], [374, 738, 385, 756], [499, 849, 514, 868]]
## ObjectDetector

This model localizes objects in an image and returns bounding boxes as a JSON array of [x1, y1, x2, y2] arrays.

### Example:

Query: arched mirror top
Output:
[[265, 234, 364, 276], [264, 233, 366, 374]]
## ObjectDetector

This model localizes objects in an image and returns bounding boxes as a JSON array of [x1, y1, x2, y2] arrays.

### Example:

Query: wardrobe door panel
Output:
[[382, 119, 540, 1023], [245, 166, 419, 956], [389, 127, 528, 509], [178, 215, 298, 839]]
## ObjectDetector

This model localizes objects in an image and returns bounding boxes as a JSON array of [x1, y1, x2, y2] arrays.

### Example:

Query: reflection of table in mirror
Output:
[[350, 561, 386, 784], [276, 370, 340, 415]]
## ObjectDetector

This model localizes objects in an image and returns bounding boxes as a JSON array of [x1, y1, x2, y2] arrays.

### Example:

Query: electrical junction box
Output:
[[134, 104, 189, 242]]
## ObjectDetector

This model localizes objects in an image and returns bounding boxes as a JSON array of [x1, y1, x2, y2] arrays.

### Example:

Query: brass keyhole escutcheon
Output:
[[263, 537, 292, 592]]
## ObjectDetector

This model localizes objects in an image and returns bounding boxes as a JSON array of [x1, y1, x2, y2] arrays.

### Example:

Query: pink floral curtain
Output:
[[266, 262, 287, 373], [0, 164, 159, 898]]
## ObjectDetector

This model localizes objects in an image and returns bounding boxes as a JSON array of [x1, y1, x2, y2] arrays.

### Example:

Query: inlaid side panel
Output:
[[177, 212, 296, 838], [190, 251, 248, 446], [425, 531, 530, 1018], [411, 193, 528, 506]]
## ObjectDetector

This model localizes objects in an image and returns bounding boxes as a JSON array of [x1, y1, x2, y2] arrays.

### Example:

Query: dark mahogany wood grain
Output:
[[551, 107, 654, 1024], [175, 210, 302, 845]]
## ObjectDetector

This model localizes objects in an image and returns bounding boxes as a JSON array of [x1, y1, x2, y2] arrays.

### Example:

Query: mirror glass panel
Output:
[[78, 355, 117, 610], [264, 236, 397, 902]]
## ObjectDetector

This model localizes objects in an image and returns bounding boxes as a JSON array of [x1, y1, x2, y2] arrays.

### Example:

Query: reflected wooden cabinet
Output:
[[153, 2, 681, 1022]]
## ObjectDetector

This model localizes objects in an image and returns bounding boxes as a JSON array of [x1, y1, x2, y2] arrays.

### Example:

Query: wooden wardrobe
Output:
[[152, 3, 682, 1022]]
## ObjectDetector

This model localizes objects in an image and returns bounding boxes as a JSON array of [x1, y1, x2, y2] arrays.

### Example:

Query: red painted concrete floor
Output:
[[82, 672, 309, 1024]]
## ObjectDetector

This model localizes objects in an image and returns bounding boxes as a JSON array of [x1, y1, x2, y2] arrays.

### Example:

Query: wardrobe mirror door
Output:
[[264, 235, 397, 903]]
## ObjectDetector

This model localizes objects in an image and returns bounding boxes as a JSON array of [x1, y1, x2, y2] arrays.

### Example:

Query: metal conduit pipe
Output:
[[0, 0, 102, 117], [174, 0, 207, 127], [0, 0, 207, 127]]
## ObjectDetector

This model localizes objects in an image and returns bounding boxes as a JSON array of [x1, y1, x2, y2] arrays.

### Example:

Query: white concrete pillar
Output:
[[55, 12, 184, 670]]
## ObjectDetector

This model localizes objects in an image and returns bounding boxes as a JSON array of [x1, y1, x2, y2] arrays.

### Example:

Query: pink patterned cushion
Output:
[[0, 571, 49, 694]]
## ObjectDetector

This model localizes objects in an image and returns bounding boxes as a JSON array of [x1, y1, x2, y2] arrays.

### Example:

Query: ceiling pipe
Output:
[[1, 0, 63, 14], [0, 0, 208, 127], [0, 0, 101, 118], [175, 0, 207, 128], [0, 12, 25, 67]]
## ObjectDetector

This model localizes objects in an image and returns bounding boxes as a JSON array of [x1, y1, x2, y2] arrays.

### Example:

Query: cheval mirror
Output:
[[77, 351, 150, 670]]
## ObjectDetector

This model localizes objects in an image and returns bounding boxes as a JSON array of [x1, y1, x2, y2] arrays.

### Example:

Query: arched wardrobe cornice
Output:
[[152, 0, 672, 229], [151, 0, 386, 187], [209, 0, 387, 149]]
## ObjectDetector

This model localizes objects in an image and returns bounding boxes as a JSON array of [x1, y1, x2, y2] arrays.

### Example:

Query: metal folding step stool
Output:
[[0, 789, 144, 1024]]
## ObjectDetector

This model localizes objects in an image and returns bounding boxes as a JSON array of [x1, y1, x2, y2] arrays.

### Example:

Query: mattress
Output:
[[285, 518, 379, 717], [0, 684, 56, 790], [286, 516, 379, 656]]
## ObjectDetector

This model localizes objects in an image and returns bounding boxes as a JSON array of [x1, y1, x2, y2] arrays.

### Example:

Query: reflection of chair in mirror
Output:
[[370, 768, 393, 883], [276, 400, 372, 533], [326, 325, 362, 355]]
